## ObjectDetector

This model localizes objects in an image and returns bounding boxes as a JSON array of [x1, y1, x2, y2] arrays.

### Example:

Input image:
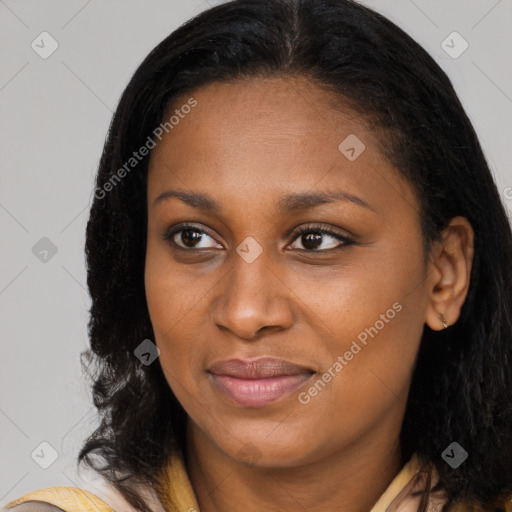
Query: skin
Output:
[[144, 75, 474, 512]]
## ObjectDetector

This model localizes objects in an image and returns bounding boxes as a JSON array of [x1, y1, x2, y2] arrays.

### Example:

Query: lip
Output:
[[208, 358, 314, 407]]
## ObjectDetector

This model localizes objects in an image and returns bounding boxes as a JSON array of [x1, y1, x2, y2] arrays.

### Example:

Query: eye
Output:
[[288, 224, 353, 251], [164, 223, 222, 250], [163, 223, 354, 252]]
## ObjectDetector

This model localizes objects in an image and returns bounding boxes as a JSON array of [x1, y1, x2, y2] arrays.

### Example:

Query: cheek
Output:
[[295, 236, 426, 394], [144, 239, 226, 414], [295, 298, 424, 458], [288, 232, 426, 345], [144, 235, 209, 335], [312, 253, 427, 428], [144, 240, 198, 378], [145, 278, 206, 417]]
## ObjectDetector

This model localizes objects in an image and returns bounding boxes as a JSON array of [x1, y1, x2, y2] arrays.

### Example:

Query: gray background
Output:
[[1, 0, 511, 507]]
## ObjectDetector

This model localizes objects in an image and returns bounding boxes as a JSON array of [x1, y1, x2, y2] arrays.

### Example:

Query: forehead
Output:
[[158, 75, 375, 157], [147, 76, 416, 216]]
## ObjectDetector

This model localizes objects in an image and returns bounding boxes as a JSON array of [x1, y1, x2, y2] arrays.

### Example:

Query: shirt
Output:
[[3, 451, 511, 512]]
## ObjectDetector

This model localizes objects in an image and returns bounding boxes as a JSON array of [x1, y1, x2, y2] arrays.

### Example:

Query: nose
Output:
[[211, 248, 295, 341]]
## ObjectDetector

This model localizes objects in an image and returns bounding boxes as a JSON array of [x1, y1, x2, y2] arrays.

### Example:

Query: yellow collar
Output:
[[6, 451, 510, 512], [154, 451, 436, 512]]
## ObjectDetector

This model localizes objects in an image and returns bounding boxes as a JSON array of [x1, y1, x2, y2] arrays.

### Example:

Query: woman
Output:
[[5, 0, 512, 511]]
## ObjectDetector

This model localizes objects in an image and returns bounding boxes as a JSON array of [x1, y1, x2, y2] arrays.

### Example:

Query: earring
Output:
[[437, 312, 448, 329]]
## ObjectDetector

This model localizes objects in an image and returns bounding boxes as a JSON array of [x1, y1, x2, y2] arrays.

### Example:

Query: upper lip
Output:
[[208, 357, 314, 379]]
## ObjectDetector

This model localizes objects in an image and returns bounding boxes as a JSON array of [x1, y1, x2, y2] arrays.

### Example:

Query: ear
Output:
[[425, 216, 475, 331]]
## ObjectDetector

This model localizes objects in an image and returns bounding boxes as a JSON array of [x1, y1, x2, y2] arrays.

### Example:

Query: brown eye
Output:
[[177, 229, 205, 248], [289, 225, 353, 251], [163, 224, 222, 250], [298, 232, 324, 250]]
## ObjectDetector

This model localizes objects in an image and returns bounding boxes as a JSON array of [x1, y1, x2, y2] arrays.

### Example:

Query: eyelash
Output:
[[163, 222, 354, 252]]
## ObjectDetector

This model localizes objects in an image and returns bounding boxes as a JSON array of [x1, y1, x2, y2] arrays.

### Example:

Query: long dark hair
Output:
[[78, 1, 512, 511]]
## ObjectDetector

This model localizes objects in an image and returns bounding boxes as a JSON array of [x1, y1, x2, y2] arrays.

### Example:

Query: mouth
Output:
[[208, 357, 315, 407]]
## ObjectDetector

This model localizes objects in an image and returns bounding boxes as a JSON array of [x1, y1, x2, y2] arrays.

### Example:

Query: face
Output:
[[145, 75, 431, 468]]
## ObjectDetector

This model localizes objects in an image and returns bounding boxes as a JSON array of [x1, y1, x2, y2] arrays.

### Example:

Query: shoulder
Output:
[[2, 479, 165, 512], [4, 504, 64, 512], [2, 486, 115, 512]]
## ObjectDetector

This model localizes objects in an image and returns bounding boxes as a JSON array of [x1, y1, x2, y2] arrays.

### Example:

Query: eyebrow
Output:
[[153, 189, 374, 214]]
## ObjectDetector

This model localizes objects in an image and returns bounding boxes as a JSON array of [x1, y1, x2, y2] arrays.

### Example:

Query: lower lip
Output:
[[209, 372, 314, 407]]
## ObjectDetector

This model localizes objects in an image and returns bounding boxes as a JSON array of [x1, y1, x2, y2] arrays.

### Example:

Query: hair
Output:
[[78, 1, 512, 511]]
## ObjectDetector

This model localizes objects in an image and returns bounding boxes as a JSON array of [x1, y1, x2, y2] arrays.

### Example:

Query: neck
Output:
[[185, 420, 403, 512]]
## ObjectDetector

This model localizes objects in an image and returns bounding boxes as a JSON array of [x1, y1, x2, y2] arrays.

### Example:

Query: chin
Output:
[[217, 428, 319, 469]]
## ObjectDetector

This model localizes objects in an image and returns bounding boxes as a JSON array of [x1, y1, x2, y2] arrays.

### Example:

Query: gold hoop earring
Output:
[[438, 312, 448, 329]]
